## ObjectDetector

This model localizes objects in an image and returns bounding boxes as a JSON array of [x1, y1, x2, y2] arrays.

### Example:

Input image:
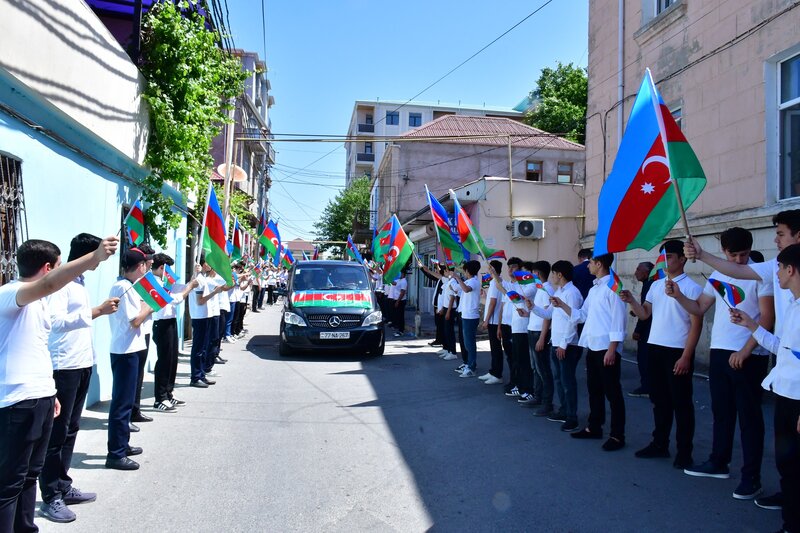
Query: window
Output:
[[671, 107, 683, 130], [364, 142, 373, 154], [526, 161, 542, 181], [656, 0, 674, 15], [386, 111, 399, 125], [0, 154, 26, 285], [780, 53, 800, 199], [557, 162, 573, 184], [365, 114, 373, 125], [409, 113, 422, 127]]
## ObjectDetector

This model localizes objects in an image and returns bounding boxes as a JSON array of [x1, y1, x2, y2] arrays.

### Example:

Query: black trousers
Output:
[[708, 349, 768, 481], [443, 312, 456, 354], [394, 300, 406, 332], [499, 324, 514, 389], [512, 332, 533, 395], [0, 396, 55, 533], [456, 313, 465, 363], [266, 286, 275, 305], [232, 302, 247, 335], [40, 368, 91, 504], [108, 352, 142, 459], [774, 394, 800, 533], [251, 286, 261, 311], [488, 324, 504, 378], [433, 312, 444, 345], [153, 318, 178, 403], [636, 337, 650, 393], [586, 350, 626, 439], [385, 298, 396, 327], [132, 334, 150, 417], [204, 315, 223, 372], [648, 344, 695, 460], [528, 330, 553, 406]]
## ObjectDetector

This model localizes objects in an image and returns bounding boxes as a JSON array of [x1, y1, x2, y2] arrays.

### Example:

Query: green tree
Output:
[[525, 62, 588, 143], [314, 177, 371, 253]]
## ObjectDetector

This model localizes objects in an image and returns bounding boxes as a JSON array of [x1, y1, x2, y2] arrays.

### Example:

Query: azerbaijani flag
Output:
[[506, 290, 524, 306], [346, 234, 364, 263], [124, 198, 145, 246], [487, 250, 507, 261], [607, 268, 624, 296], [231, 216, 243, 260], [281, 247, 295, 268], [162, 264, 179, 290], [301, 250, 310, 261], [201, 185, 234, 285], [649, 248, 668, 281], [259, 220, 281, 266], [312, 246, 319, 260], [594, 69, 706, 255], [132, 271, 173, 312], [426, 185, 465, 264], [708, 278, 745, 307], [451, 190, 500, 259], [481, 273, 492, 288], [514, 271, 536, 285], [373, 217, 393, 263], [257, 209, 267, 238], [382, 215, 414, 283], [532, 274, 545, 290]]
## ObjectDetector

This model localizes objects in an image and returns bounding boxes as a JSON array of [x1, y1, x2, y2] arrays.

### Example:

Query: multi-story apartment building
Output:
[[344, 100, 526, 189]]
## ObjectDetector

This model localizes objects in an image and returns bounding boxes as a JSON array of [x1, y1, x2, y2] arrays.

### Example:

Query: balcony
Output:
[[357, 123, 375, 134], [356, 153, 375, 162], [266, 143, 276, 164]]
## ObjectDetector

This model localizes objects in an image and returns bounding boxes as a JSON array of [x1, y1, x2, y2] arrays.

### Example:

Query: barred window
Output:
[[0, 154, 27, 285]]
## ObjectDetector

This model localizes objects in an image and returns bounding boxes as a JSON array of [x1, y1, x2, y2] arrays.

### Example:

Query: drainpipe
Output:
[[617, 0, 625, 144], [508, 135, 513, 219]]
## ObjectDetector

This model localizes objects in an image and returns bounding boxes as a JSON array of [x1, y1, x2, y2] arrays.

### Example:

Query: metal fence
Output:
[[0, 154, 27, 284]]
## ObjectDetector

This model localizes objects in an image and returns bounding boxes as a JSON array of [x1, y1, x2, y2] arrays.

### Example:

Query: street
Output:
[[39, 304, 779, 533]]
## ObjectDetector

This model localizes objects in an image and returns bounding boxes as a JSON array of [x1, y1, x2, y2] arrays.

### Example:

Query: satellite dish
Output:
[[217, 163, 248, 182]]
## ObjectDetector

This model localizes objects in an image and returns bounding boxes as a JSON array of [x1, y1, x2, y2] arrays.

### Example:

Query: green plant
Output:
[[139, 1, 247, 246], [525, 62, 588, 143], [314, 176, 371, 253]]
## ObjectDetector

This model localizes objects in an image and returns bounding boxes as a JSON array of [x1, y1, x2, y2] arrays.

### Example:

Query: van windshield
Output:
[[292, 265, 370, 291]]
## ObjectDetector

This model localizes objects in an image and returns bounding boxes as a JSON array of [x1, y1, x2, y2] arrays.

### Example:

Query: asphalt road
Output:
[[37, 304, 782, 532]]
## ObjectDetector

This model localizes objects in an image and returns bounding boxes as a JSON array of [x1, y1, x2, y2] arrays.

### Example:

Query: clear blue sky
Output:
[[226, 0, 589, 241]]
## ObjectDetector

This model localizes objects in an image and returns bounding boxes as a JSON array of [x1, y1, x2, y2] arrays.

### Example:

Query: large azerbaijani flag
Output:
[[373, 217, 393, 263], [382, 215, 414, 283], [259, 220, 281, 266], [425, 185, 465, 264], [594, 69, 706, 255], [346, 234, 364, 263], [451, 190, 500, 260], [124, 199, 145, 246], [231, 216, 243, 260], [132, 271, 174, 312], [281, 247, 295, 268], [201, 185, 234, 285]]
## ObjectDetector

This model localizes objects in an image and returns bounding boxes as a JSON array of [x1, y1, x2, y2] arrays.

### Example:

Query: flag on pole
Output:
[[373, 217, 393, 263], [487, 250, 507, 261], [162, 264, 179, 290], [513, 271, 536, 285], [481, 273, 492, 288], [708, 278, 746, 307], [594, 69, 706, 255], [132, 272, 174, 312], [124, 199, 145, 246], [301, 250, 310, 261], [259, 220, 281, 267], [257, 209, 267, 238], [346, 234, 364, 263], [506, 290, 524, 307], [382, 215, 414, 283], [200, 185, 234, 285], [281, 247, 295, 268], [649, 247, 668, 280], [231, 216, 243, 260], [312, 246, 319, 260], [425, 185, 465, 264], [450, 190, 500, 260], [607, 268, 624, 296]]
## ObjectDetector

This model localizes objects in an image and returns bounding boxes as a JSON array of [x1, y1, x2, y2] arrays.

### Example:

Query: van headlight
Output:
[[284, 311, 307, 327], [362, 311, 382, 326]]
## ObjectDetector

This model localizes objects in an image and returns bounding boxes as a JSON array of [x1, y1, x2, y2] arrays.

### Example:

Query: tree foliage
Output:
[[524, 62, 588, 143], [139, 1, 248, 246], [314, 177, 371, 253]]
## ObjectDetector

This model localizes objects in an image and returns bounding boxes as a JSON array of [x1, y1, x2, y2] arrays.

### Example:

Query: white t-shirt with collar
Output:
[[571, 275, 627, 352], [459, 277, 481, 320], [47, 277, 95, 370], [395, 278, 408, 301], [483, 282, 502, 324], [532, 281, 583, 349], [750, 258, 790, 337], [188, 275, 210, 320], [704, 270, 771, 354], [153, 282, 187, 321], [109, 278, 148, 354], [645, 273, 703, 349], [753, 296, 800, 399], [510, 282, 536, 334], [528, 281, 554, 332], [500, 280, 515, 326], [206, 275, 223, 317], [0, 281, 56, 408]]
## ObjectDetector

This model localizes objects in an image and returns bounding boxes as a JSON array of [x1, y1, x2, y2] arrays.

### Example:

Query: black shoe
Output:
[[105, 456, 139, 470], [561, 419, 580, 432], [571, 428, 603, 439], [547, 412, 567, 423], [128, 422, 140, 433], [125, 446, 143, 456], [190, 380, 209, 388], [635, 442, 670, 459], [201, 377, 216, 385], [130, 412, 153, 423], [428, 341, 442, 347], [754, 492, 782, 510], [602, 437, 626, 451], [215, 356, 227, 365], [627, 387, 650, 398], [673, 455, 694, 470]]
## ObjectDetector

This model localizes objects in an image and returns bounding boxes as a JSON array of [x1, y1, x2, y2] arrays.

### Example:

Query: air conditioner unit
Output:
[[511, 219, 545, 240]]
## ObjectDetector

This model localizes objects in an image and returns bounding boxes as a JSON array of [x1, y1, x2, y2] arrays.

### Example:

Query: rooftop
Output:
[[354, 99, 523, 116]]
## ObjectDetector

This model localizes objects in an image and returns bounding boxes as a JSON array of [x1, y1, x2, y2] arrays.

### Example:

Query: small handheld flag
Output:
[[514, 271, 536, 286], [708, 278, 745, 307], [346, 234, 364, 263], [506, 290, 524, 305], [608, 268, 624, 296], [132, 272, 173, 312], [532, 274, 545, 290], [481, 273, 492, 288], [649, 248, 668, 281], [162, 264, 179, 290], [124, 199, 145, 246]]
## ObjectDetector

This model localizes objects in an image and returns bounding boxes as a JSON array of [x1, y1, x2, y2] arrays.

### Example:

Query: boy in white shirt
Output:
[[188, 258, 226, 388], [0, 236, 116, 532], [479, 260, 505, 385], [527, 261, 555, 416], [553, 253, 627, 450], [623, 240, 703, 469], [453, 261, 481, 377], [497, 258, 523, 397], [392, 271, 408, 337]]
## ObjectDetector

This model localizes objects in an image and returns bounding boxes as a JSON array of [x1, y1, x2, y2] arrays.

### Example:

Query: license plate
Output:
[[320, 332, 350, 339]]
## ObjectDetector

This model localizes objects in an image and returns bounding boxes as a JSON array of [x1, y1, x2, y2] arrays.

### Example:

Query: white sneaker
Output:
[[484, 375, 503, 385], [221, 337, 232, 344], [436, 349, 448, 355], [442, 352, 458, 360], [459, 368, 476, 378], [478, 373, 492, 381], [453, 363, 467, 373]]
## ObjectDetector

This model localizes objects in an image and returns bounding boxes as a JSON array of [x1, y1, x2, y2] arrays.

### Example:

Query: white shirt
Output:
[[510, 283, 536, 334], [753, 296, 800, 400], [528, 282, 554, 332], [646, 273, 703, 349], [703, 270, 771, 354], [533, 281, 583, 349], [47, 277, 94, 370], [153, 283, 186, 321], [386, 281, 397, 300], [483, 282, 502, 324], [206, 275, 223, 317], [438, 279, 454, 312], [460, 277, 482, 320], [109, 278, 147, 354], [571, 276, 627, 352], [395, 278, 408, 301], [751, 259, 790, 337], [188, 275, 210, 319], [0, 281, 56, 407], [500, 280, 515, 326]]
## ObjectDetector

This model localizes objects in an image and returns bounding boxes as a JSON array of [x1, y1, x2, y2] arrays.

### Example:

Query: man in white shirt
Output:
[[497, 258, 523, 396], [452, 261, 482, 377], [623, 240, 703, 469], [40, 234, 119, 523], [730, 243, 800, 533], [527, 261, 555, 416], [204, 269, 227, 374], [130, 244, 155, 427], [0, 236, 116, 532], [392, 271, 408, 337], [531, 260, 584, 432], [668, 228, 774, 498], [479, 260, 505, 385], [553, 253, 627, 450], [188, 259, 224, 388], [437, 269, 458, 360]]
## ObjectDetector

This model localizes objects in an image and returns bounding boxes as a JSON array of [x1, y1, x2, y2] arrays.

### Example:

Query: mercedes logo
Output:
[[328, 315, 342, 328]]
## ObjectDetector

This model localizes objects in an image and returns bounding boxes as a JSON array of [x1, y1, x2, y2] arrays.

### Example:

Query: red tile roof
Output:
[[400, 115, 584, 151]]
